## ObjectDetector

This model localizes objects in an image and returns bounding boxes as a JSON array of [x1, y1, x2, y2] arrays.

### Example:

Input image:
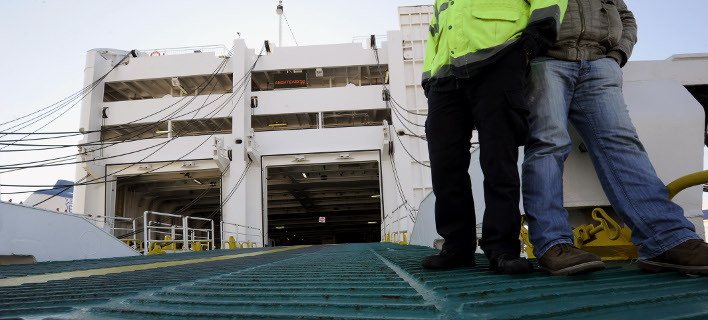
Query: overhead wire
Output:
[[372, 45, 430, 166], [0, 51, 136, 129], [0, 48, 239, 167], [0, 49, 233, 137], [4, 67, 251, 190], [0, 54, 132, 150], [370, 42, 429, 223], [196, 160, 251, 230], [0, 73, 250, 189], [371, 46, 427, 142], [0, 59, 234, 159], [24, 66, 253, 204], [115, 158, 246, 240], [2, 47, 264, 199], [0, 46, 237, 159], [4, 47, 263, 245], [282, 14, 299, 46]]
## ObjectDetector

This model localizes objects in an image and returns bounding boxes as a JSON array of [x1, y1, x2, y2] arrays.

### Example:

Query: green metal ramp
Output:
[[1, 243, 707, 319]]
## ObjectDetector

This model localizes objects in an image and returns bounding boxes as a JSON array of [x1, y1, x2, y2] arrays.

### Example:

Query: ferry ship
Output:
[[1, 4, 708, 319]]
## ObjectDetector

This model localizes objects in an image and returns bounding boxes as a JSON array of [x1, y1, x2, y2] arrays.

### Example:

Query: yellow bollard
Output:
[[227, 236, 237, 249], [162, 236, 176, 253], [398, 233, 408, 245], [521, 170, 708, 261], [147, 243, 165, 255], [572, 208, 638, 260], [519, 219, 535, 259]]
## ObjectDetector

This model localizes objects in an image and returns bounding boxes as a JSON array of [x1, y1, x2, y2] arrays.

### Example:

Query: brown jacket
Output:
[[546, 0, 637, 67]]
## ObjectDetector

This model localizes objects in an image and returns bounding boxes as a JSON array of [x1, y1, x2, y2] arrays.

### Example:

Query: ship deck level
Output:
[[1, 243, 707, 319]]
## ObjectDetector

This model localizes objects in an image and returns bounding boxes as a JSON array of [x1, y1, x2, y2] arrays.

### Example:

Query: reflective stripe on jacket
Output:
[[422, 0, 568, 90]]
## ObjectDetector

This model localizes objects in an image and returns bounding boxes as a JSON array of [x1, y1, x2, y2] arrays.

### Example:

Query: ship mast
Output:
[[276, 1, 284, 47]]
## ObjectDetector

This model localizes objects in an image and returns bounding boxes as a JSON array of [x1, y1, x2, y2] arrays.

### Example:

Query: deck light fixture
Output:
[[368, 221, 377, 224], [268, 122, 288, 127], [193, 179, 203, 185], [275, 226, 285, 229], [302, 172, 308, 178], [371, 195, 381, 198]]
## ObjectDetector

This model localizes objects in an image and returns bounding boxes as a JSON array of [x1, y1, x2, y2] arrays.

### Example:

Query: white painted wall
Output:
[[255, 127, 384, 156], [254, 43, 389, 71], [253, 85, 387, 115], [391, 7, 435, 231], [105, 52, 230, 82], [74, 49, 115, 217], [103, 95, 234, 126], [104, 134, 228, 164], [0, 202, 138, 262], [623, 55, 708, 86]]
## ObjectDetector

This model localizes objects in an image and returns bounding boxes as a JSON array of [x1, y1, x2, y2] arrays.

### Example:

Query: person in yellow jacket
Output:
[[421, 0, 567, 274]]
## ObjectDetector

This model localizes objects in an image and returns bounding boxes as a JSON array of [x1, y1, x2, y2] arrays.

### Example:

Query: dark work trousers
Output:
[[425, 48, 529, 261]]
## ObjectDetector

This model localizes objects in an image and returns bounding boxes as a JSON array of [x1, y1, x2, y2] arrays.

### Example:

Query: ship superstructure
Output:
[[73, 7, 436, 249]]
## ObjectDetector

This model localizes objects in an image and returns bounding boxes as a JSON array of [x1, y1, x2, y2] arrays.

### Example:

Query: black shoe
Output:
[[538, 243, 605, 276], [421, 249, 476, 270], [638, 239, 708, 276], [490, 254, 534, 274]]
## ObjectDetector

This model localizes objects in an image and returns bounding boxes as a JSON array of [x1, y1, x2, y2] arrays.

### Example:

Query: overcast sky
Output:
[[1, 0, 708, 202]]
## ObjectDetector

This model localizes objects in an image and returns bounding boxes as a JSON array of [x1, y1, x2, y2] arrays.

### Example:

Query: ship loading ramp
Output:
[[1, 243, 708, 319]]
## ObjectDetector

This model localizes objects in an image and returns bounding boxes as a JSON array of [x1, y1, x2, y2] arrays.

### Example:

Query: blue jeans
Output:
[[522, 57, 700, 259]]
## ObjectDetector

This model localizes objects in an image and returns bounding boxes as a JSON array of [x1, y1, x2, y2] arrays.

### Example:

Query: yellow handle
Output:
[[591, 208, 621, 240], [666, 170, 708, 200]]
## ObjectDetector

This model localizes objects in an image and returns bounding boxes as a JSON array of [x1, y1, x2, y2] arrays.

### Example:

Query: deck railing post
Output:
[[182, 216, 188, 252], [211, 219, 215, 250], [220, 221, 224, 249], [143, 211, 149, 254]]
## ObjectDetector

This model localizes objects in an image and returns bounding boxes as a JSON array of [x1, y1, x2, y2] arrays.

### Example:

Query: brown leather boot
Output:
[[538, 243, 605, 276], [638, 239, 708, 276]]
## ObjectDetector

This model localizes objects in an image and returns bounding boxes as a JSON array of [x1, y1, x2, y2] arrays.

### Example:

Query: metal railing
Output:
[[142, 211, 216, 254], [185, 216, 215, 251], [385, 230, 409, 245], [220, 221, 261, 249], [143, 211, 186, 254], [383, 208, 409, 245], [98, 215, 136, 234], [140, 45, 229, 57], [98, 215, 141, 250]]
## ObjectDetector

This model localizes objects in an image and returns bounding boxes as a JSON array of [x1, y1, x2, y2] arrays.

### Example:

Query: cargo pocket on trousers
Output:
[[504, 89, 530, 146]]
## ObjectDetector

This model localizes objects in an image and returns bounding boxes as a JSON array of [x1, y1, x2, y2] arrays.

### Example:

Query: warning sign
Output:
[[319, 217, 326, 223]]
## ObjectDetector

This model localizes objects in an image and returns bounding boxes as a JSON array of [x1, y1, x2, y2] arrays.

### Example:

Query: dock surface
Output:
[[1, 243, 707, 319]]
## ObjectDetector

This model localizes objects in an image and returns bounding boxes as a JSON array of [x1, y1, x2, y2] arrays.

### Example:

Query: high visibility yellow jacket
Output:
[[423, 0, 567, 91]]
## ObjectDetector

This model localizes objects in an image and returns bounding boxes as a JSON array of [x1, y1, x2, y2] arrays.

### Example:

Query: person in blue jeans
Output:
[[523, 0, 708, 276]]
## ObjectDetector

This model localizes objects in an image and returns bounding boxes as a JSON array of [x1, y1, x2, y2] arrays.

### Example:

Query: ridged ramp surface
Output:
[[1, 243, 707, 319]]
